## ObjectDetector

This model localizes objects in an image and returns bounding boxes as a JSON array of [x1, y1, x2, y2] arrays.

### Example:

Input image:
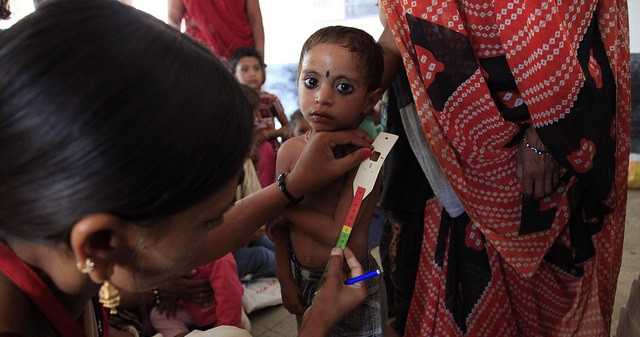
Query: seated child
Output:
[[229, 46, 290, 188], [149, 253, 245, 337], [233, 84, 276, 280], [273, 26, 386, 337], [288, 109, 312, 137]]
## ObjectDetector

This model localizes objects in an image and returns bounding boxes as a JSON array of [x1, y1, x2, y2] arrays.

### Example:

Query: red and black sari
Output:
[[381, 0, 630, 335]]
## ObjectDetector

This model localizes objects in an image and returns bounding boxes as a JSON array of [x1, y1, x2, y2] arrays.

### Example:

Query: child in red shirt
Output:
[[150, 253, 244, 337]]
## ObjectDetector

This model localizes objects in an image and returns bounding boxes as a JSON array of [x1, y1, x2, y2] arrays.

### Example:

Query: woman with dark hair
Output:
[[0, 0, 372, 335]]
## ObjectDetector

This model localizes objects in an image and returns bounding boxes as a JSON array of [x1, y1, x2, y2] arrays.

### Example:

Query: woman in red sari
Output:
[[378, 0, 630, 335], [168, 0, 264, 61]]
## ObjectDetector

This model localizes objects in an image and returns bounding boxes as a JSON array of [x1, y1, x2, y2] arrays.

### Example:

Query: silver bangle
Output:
[[523, 136, 549, 155]]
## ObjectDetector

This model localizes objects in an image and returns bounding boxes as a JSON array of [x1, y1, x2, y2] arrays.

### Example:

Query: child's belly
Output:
[[289, 225, 371, 269], [289, 230, 332, 268]]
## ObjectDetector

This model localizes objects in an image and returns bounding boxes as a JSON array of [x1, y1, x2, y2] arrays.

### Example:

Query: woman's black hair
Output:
[[0, 0, 253, 242]]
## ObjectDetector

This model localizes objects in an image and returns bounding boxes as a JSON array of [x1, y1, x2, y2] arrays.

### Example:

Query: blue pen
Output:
[[344, 269, 381, 285]]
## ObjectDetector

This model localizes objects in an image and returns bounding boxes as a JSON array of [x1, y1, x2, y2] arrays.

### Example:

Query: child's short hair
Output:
[[229, 46, 266, 83], [298, 26, 384, 91]]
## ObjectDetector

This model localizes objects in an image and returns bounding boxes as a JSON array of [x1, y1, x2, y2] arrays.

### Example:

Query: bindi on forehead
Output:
[[326, 70, 330, 78]]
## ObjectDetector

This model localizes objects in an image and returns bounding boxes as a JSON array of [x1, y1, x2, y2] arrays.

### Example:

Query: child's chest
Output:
[[301, 176, 348, 214]]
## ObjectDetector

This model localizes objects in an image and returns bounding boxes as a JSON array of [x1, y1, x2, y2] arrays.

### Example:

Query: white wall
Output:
[[630, 0, 639, 53], [260, 0, 383, 65]]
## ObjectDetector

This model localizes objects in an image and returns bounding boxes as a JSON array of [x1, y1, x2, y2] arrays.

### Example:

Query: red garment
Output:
[[381, 0, 630, 335], [254, 91, 284, 187], [183, 253, 244, 328], [0, 242, 108, 337], [182, 0, 253, 59]]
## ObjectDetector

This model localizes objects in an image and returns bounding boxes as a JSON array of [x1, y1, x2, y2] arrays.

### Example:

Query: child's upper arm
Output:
[[276, 136, 302, 175]]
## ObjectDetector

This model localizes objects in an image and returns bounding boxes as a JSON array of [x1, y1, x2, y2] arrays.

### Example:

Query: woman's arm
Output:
[[192, 130, 373, 266], [167, 0, 186, 29], [246, 0, 265, 58], [377, 26, 404, 93]]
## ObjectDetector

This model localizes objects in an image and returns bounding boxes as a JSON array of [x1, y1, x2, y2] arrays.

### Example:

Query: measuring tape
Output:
[[335, 185, 366, 249], [313, 132, 398, 293]]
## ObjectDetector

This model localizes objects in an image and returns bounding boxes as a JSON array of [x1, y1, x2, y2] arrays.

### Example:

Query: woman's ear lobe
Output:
[[69, 213, 123, 282]]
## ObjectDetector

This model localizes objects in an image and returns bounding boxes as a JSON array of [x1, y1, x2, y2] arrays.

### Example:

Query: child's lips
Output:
[[309, 111, 332, 121]]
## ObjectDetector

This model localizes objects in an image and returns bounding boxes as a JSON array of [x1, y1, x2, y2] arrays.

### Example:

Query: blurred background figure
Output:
[[230, 46, 290, 188], [168, 0, 264, 62], [288, 109, 311, 138]]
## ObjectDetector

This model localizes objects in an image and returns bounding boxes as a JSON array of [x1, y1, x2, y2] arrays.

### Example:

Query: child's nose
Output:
[[315, 84, 333, 105]]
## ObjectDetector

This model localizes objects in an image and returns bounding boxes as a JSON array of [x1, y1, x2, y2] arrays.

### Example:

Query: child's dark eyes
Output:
[[335, 82, 354, 94], [303, 77, 318, 88]]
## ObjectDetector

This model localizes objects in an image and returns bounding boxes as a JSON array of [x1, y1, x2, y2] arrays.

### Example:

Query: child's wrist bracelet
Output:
[[277, 173, 304, 204]]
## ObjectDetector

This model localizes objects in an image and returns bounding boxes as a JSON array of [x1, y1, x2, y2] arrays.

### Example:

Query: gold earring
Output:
[[76, 258, 94, 274], [99, 280, 121, 314]]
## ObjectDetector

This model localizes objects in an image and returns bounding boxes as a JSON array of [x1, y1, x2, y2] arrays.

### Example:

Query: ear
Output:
[[69, 214, 126, 284], [363, 88, 384, 115]]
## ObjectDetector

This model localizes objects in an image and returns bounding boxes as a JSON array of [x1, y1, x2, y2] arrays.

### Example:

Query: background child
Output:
[[230, 46, 290, 187], [288, 109, 312, 137], [149, 253, 245, 337], [272, 26, 386, 337], [234, 84, 277, 280]]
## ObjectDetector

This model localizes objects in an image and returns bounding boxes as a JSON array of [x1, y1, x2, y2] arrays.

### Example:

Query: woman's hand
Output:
[[266, 215, 289, 242], [286, 130, 373, 198], [158, 269, 213, 305], [515, 126, 560, 200], [298, 247, 368, 336]]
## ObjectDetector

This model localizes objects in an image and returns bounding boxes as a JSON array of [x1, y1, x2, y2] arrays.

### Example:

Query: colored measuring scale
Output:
[[314, 132, 398, 293], [335, 186, 366, 249]]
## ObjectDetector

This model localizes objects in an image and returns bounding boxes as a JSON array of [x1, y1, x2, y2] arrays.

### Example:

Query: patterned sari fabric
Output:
[[380, 0, 630, 335]]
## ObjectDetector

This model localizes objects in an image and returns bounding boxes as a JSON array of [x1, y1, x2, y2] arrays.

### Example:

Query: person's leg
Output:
[[250, 234, 274, 251], [233, 246, 275, 278]]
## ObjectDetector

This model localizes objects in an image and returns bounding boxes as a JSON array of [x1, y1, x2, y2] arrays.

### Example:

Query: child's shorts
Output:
[[290, 251, 386, 337]]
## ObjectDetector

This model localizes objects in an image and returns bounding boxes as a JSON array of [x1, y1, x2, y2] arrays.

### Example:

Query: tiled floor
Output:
[[249, 190, 640, 337]]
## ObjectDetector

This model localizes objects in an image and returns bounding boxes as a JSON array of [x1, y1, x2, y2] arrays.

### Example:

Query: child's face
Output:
[[297, 43, 378, 133], [234, 56, 263, 91], [292, 117, 312, 136]]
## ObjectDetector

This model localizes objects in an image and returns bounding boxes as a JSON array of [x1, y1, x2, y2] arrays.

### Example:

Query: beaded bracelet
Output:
[[152, 287, 161, 305], [277, 172, 304, 204], [523, 136, 549, 155]]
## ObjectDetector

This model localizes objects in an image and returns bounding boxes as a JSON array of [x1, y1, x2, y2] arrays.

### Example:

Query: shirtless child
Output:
[[272, 26, 386, 337]]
